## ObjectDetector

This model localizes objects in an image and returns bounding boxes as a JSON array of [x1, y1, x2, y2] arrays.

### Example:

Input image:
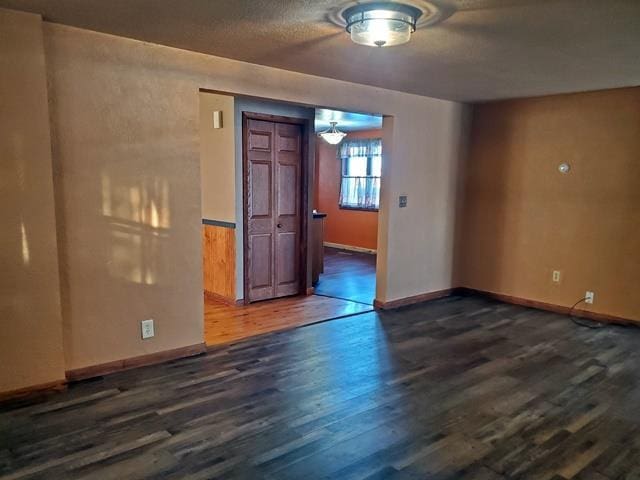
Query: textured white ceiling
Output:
[[2, 0, 639, 102]]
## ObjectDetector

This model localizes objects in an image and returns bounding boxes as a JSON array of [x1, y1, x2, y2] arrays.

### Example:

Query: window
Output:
[[338, 138, 382, 210]]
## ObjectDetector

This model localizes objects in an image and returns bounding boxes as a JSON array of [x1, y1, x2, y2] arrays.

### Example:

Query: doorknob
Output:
[[277, 223, 283, 228]]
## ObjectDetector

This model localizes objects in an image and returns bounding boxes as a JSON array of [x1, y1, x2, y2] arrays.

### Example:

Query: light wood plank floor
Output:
[[204, 294, 373, 346], [205, 247, 376, 346]]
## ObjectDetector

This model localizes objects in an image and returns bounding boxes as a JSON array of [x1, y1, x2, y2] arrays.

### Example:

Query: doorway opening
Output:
[[200, 91, 387, 346], [312, 108, 383, 306]]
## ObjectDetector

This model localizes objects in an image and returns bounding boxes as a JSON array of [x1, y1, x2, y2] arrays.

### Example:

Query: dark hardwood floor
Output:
[[2, 294, 640, 479], [314, 247, 376, 305]]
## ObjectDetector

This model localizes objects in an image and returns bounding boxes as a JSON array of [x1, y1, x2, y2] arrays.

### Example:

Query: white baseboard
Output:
[[323, 242, 377, 255]]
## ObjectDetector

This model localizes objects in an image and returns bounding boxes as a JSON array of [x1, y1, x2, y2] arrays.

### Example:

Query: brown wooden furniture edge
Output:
[[458, 287, 639, 327], [65, 342, 206, 382]]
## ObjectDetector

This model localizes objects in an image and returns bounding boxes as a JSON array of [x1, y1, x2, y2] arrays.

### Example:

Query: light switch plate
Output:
[[213, 110, 223, 129]]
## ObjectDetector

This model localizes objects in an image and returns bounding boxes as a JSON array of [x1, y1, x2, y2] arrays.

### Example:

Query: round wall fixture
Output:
[[330, 1, 452, 47], [558, 163, 571, 174]]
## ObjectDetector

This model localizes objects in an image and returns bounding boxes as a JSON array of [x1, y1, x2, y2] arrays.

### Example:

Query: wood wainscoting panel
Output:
[[202, 223, 236, 302]]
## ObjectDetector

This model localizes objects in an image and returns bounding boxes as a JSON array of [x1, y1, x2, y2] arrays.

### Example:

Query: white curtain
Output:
[[338, 138, 382, 160], [339, 176, 380, 209], [338, 138, 382, 210]]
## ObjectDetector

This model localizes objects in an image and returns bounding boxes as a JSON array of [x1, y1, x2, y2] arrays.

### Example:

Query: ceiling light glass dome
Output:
[[319, 122, 347, 145], [343, 2, 423, 47]]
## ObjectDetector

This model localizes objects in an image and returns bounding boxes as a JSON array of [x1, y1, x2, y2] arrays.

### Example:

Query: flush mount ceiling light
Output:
[[319, 122, 347, 145], [343, 2, 423, 47]]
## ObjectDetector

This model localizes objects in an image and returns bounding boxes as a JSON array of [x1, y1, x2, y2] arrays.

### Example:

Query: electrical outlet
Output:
[[141, 319, 154, 339], [552, 270, 561, 283], [585, 291, 595, 304]]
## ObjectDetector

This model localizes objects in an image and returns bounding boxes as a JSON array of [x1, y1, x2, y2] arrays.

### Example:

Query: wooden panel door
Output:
[[274, 122, 302, 298], [246, 118, 275, 302], [245, 117, 303, 302]]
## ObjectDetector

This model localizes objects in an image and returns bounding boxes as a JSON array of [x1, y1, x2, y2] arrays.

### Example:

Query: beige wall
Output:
[[376, 116, 394, 301], [7, 9, 634, 395], [382, 102, 471, 300], [45, 24, 206, 371], [1, 11, 468, 391], [458, 87, 640, 321], [40, 22, 467, 369], [199, 92, 235, 223], [0, 9, 65, 392]]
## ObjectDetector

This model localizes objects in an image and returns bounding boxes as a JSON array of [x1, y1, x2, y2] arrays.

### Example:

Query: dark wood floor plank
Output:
[[2, 294, 640, 479], [314, 247, 377, 305]]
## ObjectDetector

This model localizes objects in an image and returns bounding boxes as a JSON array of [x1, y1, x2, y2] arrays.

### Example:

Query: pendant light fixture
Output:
[[343, 2, 422, 47], [319, 121, 347, 145]]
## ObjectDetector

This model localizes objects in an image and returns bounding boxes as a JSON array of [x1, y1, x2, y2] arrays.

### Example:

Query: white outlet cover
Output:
[[585, 291, 595, 304], [141, 319, 155, 339]]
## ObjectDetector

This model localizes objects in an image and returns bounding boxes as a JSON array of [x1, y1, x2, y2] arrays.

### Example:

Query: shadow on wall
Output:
[[459, 108, 515, 291]]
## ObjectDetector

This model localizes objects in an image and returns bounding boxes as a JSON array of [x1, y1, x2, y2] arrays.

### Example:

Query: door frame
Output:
[[242, 111, 310, 304]]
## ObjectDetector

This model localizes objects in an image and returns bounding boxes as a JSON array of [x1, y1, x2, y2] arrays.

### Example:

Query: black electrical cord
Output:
[[568, 297, 606, 329]]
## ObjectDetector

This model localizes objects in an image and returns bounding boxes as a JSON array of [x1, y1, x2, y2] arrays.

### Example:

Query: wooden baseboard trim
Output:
[[323, 242, 377, 255], [0, 379, 67, 402], [458, 287, 639, 327], [374, 288, 455, 310], [306, 287, 315, 295], [204, 290, 240, 306], [66, 342, 207, 382]]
